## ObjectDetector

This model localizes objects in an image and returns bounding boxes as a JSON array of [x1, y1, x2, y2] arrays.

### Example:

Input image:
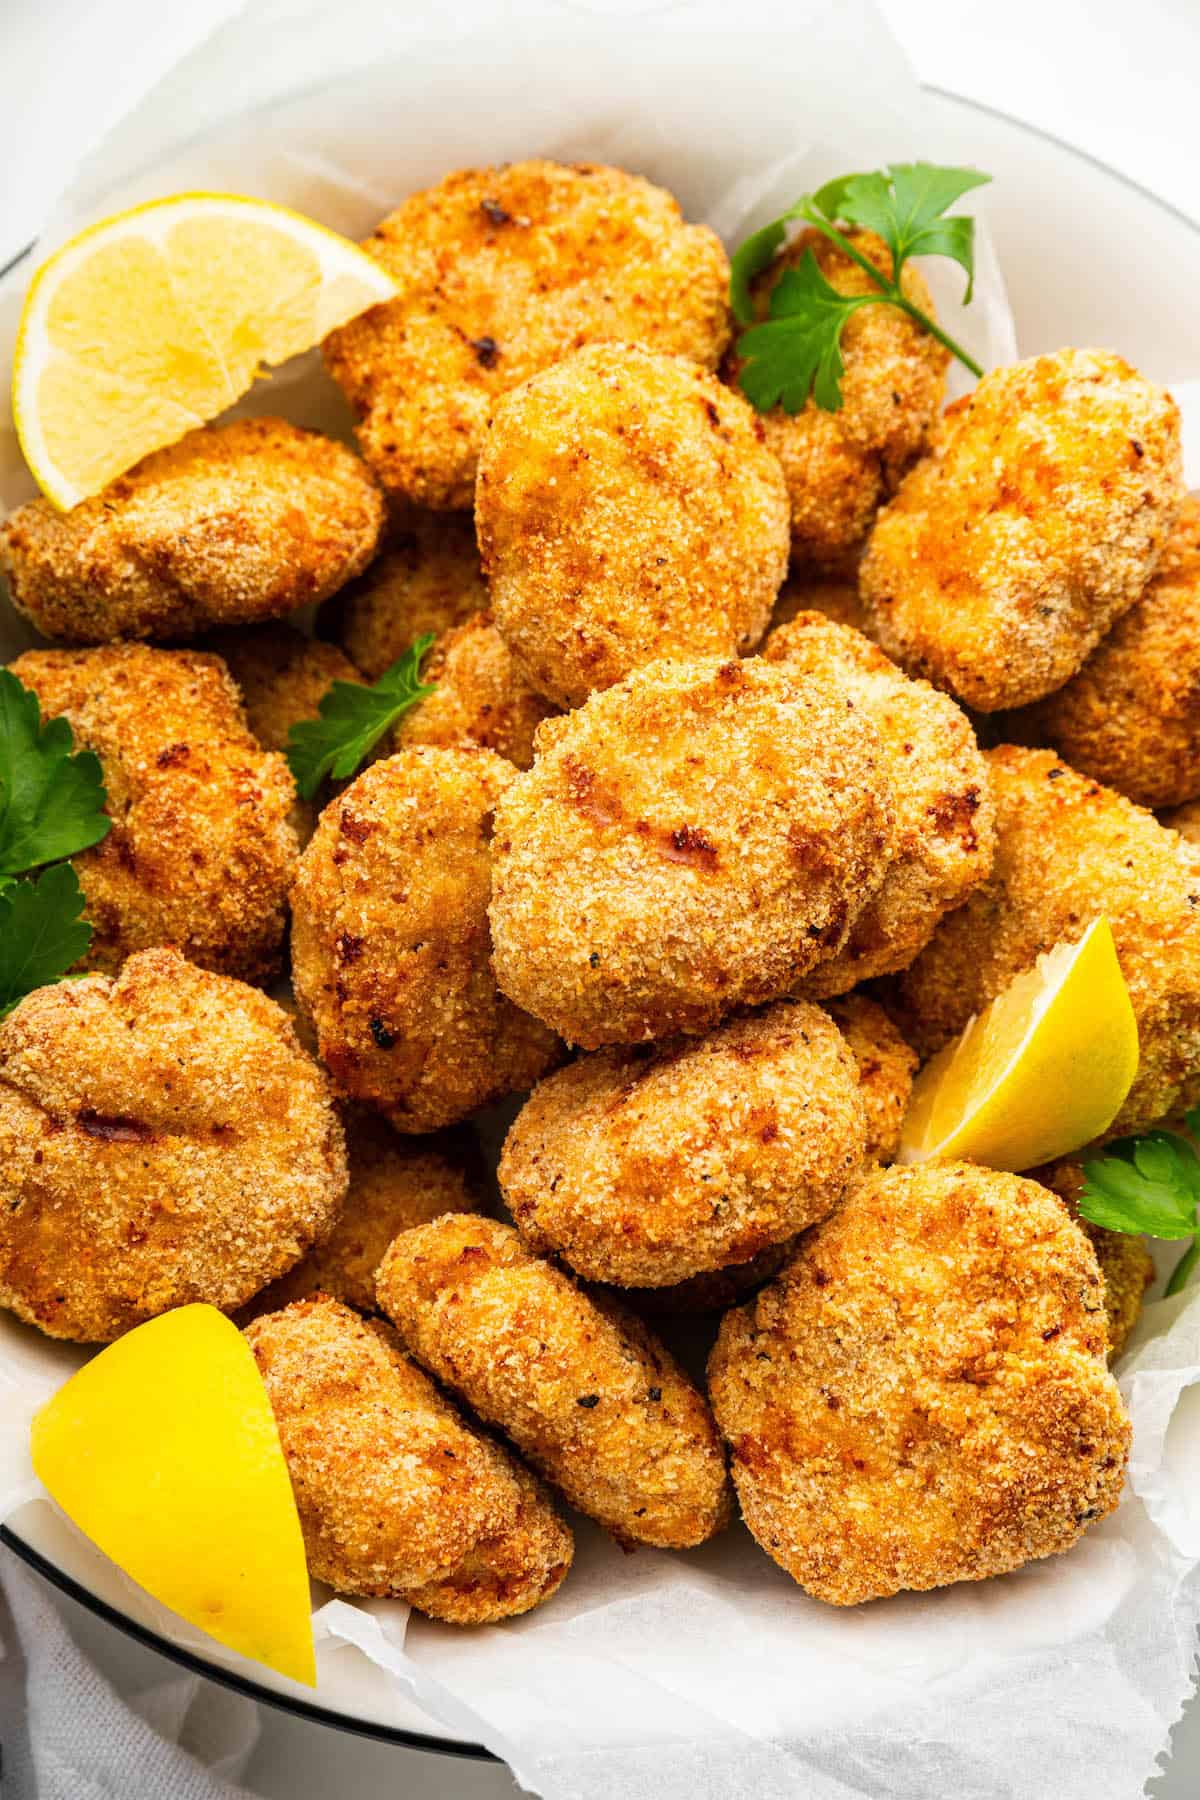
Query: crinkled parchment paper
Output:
[[1, 4, 1198, 1795]]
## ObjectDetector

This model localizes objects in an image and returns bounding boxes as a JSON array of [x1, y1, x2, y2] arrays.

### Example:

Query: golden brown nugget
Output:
[[1164, 797, 1200, 844], [323, 160, 731, 510], [476, 343, 790, 707], [12, 644, 299, 983], [392, 613, 556, 769], [246, 1298, 571, 1621], [489, 656, 898, 1047], [324, 511, 487, 680], [291, 747, 559, 1132], [1, 418, 384, 643], [765, 612, 994, 992], [202, 624, 358, 753], [1013, 494, 1200, 807], [860, 349, 1182, 711], [729, 229, 947, 566], [769, 569, 871, 636], [501, 1001, 867, 1288], [0, 950, 346, 1342], [899, 744, 1200, 1136], [377, 1215, 731, 1548], [247, 1115, 482, 1315], [1030, 1158, 1154, 1362], [708, 1163, 1130, 1605], [823, 993, 917, 1164]]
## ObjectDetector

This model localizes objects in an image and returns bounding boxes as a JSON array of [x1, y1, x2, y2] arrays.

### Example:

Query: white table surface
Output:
[[2, 2, 1199, 1794]]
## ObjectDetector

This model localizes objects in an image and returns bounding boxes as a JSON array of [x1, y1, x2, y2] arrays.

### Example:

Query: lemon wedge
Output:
[[30, 1304, 315, 1686], [898, 917, 1139, 1172], [12, 193, 397, 509]]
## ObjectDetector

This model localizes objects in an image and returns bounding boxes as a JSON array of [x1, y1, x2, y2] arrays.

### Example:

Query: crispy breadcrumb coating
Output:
[[12, 644, 298, 983], [770, 569, 871, 636], [708, 1162, 1130, 1605], [728, 229, 947, 567], [290, 747, 559, 1131], [246, 1114, 481, 1315], [1028, 1159, 1154, 1362], [860, 350, 1182, 711], [898, 744, 1200, 1135], [324, 511, 487, 680], [0, 419, 383, 643], [323, 161, 731, 510], [765, 612, 994, 992], [1013, 494, 1200, 806], [501, 1000, 867, 1288], [0, 950, 346, 1342], [246, 1297, 571, 1621], [476, 343, 789, 707], [489, 656, 898, 1047], [202, 624, 357, 753], [377, 1215, 731, 1548], [392, 612, 555, 769], [823, 993, 917, 1164]]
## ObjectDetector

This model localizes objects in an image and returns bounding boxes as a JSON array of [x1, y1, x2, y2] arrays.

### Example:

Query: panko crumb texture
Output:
[[1030, 1158, 1155, 1362], [391, 612, 556, 769], [823, 992, 917, 1164], [708, 1162, 1130, 1605], [324, 510, 488, 681], [202, 623, 358, 754]]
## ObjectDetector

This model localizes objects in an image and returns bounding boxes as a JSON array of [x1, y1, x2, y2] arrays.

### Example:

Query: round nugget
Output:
[[323, 160, 730, 511], [477, 344, 788, 708], [489, 656, 898, 1047], [823, 993, 917, 1164], [502, 1001, 866, 1288], [324, 511, 487, 680], [1029, 1158, 1154, 1362], [0, 950, 346, 1342], [1012, 493, 1200, 806], [392, 613, 555, 769], [11, 644, 299, 983], [765, 612, 995, 991], [202, 624, 358, 754], [860, 349, 1182, 711], [729, 229, 948, 566], [377, 1215, 731, 1548], [291, 747, 559, 1132], [0, 418, 384, 643], [246, 1297, 571, 1621], [899, 743, 1200, 1135], [708, 1162, 1131, 1605]]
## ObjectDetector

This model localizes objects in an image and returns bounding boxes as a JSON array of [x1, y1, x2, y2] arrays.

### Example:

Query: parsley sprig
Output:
[[0, 668, 111, 1015], [286, 636, 437, 801], [1080, 1110, 1200, 1297], [729, 161, 991, 414]]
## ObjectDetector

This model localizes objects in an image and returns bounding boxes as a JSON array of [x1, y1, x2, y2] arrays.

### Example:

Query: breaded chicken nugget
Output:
[[0, 419, 383, 643], [860, 350, 1182, 710], [489, 656, 897, 1047], [1012, 493, 1200, 807], [770, 568, 871, 636], [708, 1162, 1130, 1605], [246, 1114, 481, 1315], [0, 950, 346, 1342], [246, 1297, 571, 1621], [324, 511, 487, 680], [392, 613, 555, 769], [12, 644, 298, 983], [291, 747, 559, 1132], [823, 993, 917, 1164], [1028, 1158, 1154, 1362], [377, 1215, 731, 1548], [323, 161, 730, 510], [898, 744, 1200, 1135], [728, 229, 947, 566], [202, 624, 357, 753], [477, 343, 789, 707], [1164, 797, 1200, 844], [765, 612, 994, 992], [501, 1000, 867, 1288]]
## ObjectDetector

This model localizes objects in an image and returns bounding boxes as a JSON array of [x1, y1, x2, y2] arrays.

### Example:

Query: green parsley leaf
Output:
[[286, 635, 437, 801], [0, 669, 110, 875], [0, 863, 93, 1018], [729, 159, 990, 414]]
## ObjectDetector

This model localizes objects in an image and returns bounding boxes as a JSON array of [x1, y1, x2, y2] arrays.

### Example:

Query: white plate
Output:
[[3, 83, 1200, 1775]]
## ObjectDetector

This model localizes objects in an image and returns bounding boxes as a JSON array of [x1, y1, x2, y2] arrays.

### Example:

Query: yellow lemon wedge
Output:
[[12, 192, 397, 509], [30, 1303, 315, 1687], [898, 916, 1139, 1172]]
